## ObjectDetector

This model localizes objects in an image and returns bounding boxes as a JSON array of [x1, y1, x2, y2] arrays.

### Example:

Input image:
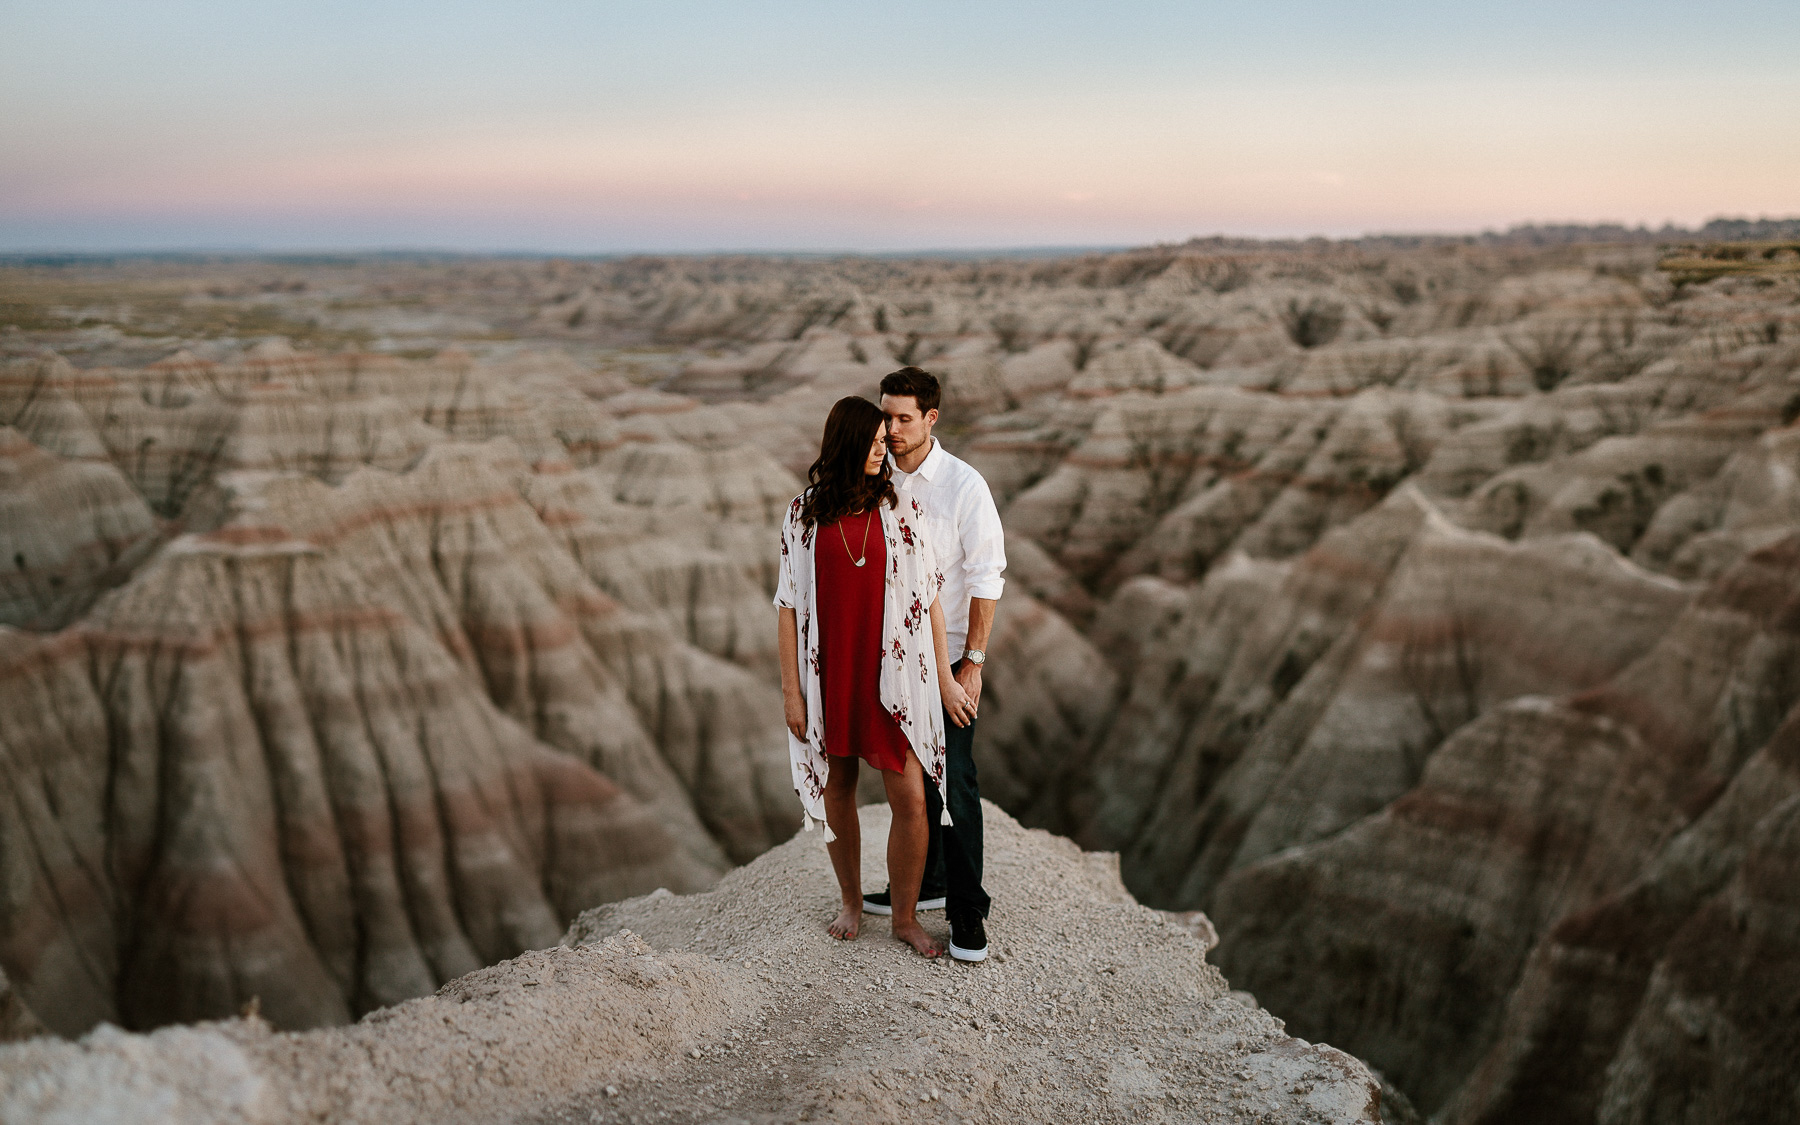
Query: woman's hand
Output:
[[942, 676, 976, 728], [927, 595, 974, 726], [784, 690, 807, 740]]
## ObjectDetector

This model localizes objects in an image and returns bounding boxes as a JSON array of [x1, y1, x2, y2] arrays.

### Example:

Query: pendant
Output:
[[853, 557, 866, 567]]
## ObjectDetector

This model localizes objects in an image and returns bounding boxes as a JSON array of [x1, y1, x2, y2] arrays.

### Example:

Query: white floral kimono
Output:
[[774, 489, 949, 839]]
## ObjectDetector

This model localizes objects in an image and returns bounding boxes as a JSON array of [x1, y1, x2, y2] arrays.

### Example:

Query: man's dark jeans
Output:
[[920, 676, 991, 919]]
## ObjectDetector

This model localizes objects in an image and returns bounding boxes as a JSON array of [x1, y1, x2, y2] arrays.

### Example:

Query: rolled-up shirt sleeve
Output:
[[959, 479, 1007, 601]]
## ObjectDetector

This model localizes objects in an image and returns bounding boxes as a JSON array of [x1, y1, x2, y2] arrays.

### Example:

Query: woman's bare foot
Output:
[[892, 918, 944, 958], [828, 905, 861, 940]]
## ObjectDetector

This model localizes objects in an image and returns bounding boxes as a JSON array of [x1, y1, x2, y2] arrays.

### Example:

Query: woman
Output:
[[774, 396, 973, 958]]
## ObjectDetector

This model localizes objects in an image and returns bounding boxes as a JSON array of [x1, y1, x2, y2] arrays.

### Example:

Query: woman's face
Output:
[[863, 427, 887, 476]]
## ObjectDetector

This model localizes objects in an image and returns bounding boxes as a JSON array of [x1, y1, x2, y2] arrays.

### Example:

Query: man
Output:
[[863, 366, 1005, 962]]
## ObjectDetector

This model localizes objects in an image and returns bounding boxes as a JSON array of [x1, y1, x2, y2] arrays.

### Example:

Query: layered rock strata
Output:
[[4, 244, 1799, 1124], [0, 347, 802, 1035], [0, 522, 717, 1035]]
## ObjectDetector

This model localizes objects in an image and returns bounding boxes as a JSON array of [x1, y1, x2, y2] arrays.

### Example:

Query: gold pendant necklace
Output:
[[838, 510, 873, 567]]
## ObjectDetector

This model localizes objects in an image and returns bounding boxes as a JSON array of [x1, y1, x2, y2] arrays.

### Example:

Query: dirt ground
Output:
[[542, 801, 1380, 1124], [0, 802, 1382, 1125]]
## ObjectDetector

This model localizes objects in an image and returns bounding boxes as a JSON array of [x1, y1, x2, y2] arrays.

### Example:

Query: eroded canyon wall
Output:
[[3, 243, 1799, 1123], [0, 344, 801, 1034]]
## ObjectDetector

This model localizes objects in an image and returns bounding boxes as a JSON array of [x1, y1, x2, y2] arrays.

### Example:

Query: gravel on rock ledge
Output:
[[0, 802, 1383, 1125]]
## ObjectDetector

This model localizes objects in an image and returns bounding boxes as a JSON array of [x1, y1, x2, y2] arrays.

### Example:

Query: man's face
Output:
[[881, 394, 937, 458]]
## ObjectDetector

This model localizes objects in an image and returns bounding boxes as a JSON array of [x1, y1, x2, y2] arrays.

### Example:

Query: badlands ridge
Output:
[[1, 804, 1385, 1124], [2, 239, 1799, 1122]]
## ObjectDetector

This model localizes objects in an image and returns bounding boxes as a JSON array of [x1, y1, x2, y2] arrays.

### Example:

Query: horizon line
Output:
[[3, 215, 1797, 264]]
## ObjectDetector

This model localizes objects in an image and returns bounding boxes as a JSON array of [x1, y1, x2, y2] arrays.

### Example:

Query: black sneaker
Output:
[[861, 889, 947, 916], [948, 910, 988, 962]]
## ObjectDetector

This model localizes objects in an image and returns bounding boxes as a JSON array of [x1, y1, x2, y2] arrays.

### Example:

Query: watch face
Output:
[[966, 650, 986, 665]]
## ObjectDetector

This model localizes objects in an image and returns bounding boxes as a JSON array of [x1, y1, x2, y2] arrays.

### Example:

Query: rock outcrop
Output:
[[0, 426, 160, 629], [0, 804, 1382, 1125]]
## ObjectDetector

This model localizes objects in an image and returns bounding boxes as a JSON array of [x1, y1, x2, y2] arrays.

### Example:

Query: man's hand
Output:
[[783, 691, 807, 740], [955, 661, 983, 711], [942, 676, 976, 728]]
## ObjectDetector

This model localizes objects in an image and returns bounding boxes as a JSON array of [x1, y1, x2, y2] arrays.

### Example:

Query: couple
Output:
[[774, 367, 1004, 961]]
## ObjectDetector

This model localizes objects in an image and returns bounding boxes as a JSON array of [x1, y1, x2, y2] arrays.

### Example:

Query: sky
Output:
[[1, 1, 1796, 253]]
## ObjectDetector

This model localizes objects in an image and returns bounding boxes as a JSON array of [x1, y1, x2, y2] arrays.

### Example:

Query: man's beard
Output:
[[888, 435, 922, 458]]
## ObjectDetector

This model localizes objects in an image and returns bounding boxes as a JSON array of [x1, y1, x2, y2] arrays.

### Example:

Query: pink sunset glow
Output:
[[3, 2, 1796, 251]]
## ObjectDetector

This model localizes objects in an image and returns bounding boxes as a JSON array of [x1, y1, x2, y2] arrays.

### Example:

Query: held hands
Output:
[[942, 675, 976, 729], [954, 661, 983, 710], [783, 690, 807, 740]]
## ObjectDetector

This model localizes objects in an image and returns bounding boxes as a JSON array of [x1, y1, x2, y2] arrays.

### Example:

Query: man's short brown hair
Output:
[[879, 366, 941, 415]]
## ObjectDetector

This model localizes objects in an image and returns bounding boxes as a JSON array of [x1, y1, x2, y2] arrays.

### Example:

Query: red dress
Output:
[[816, 510, 913, 773]]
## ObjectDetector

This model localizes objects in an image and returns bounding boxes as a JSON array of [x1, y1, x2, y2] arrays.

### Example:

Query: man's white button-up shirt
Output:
[[889, 437, 1006, 660]]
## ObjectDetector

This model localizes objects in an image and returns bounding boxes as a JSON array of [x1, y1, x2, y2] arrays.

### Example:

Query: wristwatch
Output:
[[964, 649, 986, 666]]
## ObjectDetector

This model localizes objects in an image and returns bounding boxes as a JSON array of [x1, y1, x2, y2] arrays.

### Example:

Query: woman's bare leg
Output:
[[823, 755, 862, 940], [882, 754, 944, 958]]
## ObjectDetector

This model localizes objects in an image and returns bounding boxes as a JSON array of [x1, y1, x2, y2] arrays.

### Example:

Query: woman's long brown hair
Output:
[[800, 396, 897, 529]]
